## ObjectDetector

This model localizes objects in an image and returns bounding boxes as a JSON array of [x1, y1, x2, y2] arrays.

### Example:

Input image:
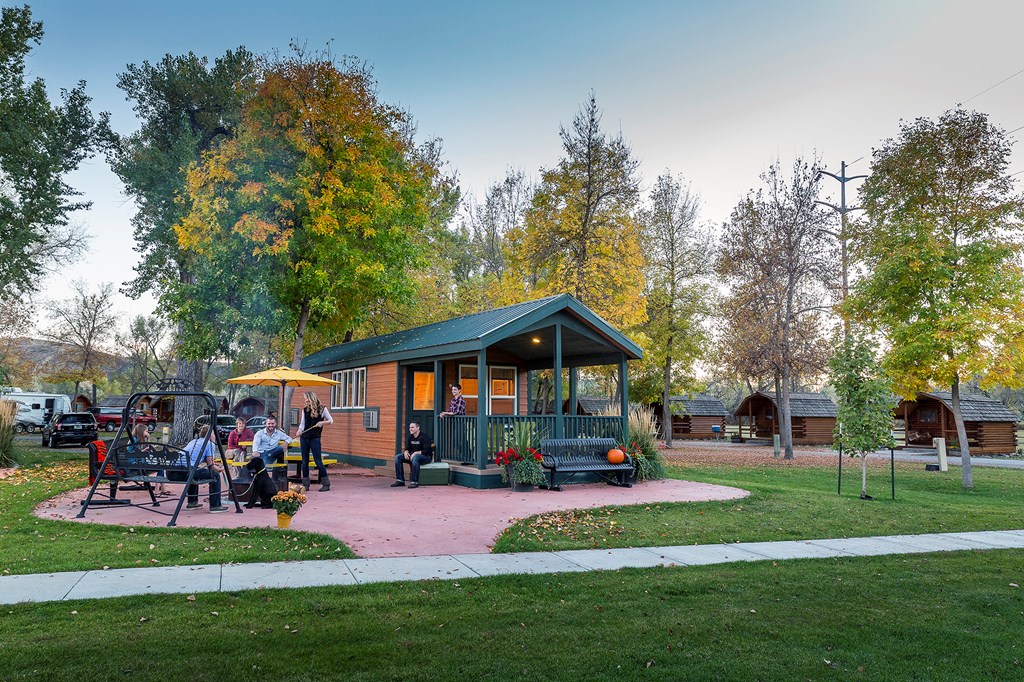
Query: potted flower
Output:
[[271, 483, 307, 528], [495, 423, 546, 491]]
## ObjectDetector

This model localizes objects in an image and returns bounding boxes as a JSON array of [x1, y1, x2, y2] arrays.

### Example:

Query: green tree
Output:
[[829, 332, 895, 499], [107, 48, 260, 441], [638, 172, 714, 444], [177, 52, 447, 425], [0, 5, 106, 300], [848, 109, 1024, 489]]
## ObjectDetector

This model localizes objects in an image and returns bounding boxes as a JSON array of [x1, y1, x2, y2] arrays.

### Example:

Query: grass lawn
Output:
[[493, 454, 1024, 553], [0, 440, 356, 576], [3, 550, 1023, 680]]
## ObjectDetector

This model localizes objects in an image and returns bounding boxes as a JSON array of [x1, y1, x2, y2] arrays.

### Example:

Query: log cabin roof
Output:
[[669, 394, 730, 417], [302, 294, 643, 372], [911, 392, 1018, 423], [735, 391, 838, 418]]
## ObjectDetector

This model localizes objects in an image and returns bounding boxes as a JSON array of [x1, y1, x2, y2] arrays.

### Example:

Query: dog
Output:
[[243, 456, 278, 509]]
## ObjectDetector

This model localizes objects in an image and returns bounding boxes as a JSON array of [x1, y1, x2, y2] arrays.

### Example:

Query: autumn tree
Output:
[[718, 159, 835, 458], [847, 109, 1024, 489], [41, 281, 117, 401], [108, 48, 260, 441], [523, 93, 645, 329], [637, 172, 714, 444], [177, 52, 447, 426], [0, 5, 106, 301]]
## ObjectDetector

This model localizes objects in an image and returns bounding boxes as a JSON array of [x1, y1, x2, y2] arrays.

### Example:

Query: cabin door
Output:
[[405, 365, 436, 442]]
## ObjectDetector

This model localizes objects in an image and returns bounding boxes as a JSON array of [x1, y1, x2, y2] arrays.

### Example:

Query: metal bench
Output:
[[78, 439, 241, 526], [539, 437, 634, 491]]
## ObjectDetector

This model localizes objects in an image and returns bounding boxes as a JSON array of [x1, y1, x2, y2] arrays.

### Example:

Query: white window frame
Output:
[[331, 367, 366, 409], [488, 365, 517, 415]]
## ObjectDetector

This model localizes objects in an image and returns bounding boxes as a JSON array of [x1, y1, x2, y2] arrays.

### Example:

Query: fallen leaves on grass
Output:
[[511, 508, 625, 546]]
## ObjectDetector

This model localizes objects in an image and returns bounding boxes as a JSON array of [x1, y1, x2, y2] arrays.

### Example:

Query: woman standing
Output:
[[297, 391, 333, 491]]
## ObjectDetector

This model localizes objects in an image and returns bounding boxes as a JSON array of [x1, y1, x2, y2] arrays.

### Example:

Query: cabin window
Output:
[[331, 367, 366, 409], [489, 366, 517, 415], [918, 407, 938, 423]]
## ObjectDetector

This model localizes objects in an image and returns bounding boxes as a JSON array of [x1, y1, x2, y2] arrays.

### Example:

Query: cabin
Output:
[[897, 392, 1019, 455], [231, 396, 267, 421], [734, 391, 837, 445], [651, 395, 729, 440], [294, 294, 642, 488], [71, 394, 92, 413]]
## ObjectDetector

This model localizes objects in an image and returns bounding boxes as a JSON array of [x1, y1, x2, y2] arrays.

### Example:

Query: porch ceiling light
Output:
[[531, 337, 542, 344]]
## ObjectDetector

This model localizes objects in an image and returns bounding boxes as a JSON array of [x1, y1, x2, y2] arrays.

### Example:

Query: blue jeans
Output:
[[300, 436, 328, 483], [168, 468, 222, 507], [394, 452, 432, 483], [258, 445, 286, 482]]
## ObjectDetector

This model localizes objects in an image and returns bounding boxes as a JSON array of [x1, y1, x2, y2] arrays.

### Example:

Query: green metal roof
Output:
[[302, 294, 643, 372]]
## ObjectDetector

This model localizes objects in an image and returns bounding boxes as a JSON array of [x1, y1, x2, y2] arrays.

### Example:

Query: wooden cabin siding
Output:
[[291, 362, 399, 464], [796, 417, 836, 445], [974, 422, 1017, 455], [670, 415, 725, 439]]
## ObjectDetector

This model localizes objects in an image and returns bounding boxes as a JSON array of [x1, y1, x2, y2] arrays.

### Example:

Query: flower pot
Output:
[[512, 482, 535, 492], [277, 513, 292, 528]]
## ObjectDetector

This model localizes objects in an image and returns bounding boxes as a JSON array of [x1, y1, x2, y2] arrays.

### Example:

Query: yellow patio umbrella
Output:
[[227, 366, 339, 427]]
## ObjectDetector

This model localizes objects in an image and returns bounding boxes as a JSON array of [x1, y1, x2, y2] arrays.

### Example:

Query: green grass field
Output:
[[3, 550, 1023, 680]]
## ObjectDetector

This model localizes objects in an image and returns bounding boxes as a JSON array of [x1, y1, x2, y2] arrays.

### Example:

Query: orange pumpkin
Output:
[[607, 448, 625, 464]]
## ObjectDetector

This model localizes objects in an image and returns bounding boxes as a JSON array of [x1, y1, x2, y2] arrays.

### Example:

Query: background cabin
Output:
[[735, 391, 837, 445], [897, 392, 1019, 455], [650, 394, 729, 440]]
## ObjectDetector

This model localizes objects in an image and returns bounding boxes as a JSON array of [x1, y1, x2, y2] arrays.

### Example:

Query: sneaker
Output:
[[408, 482, 419, 489], [185, 502, 202, 509], [209, 506, 229, 513], [390, 481, 405, 487]]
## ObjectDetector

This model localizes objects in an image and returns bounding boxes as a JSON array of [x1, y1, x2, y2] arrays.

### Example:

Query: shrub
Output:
[[624, 406, 665, 481]]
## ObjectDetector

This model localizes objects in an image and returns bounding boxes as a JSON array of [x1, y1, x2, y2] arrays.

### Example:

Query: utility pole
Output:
[[816, 160, 867, 336]]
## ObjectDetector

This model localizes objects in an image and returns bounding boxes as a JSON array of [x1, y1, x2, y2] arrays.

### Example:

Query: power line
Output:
[[961, 67, 1024, 105]]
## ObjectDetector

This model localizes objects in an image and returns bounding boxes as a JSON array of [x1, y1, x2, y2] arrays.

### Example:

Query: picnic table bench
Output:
[[539, 437, 634, 491]]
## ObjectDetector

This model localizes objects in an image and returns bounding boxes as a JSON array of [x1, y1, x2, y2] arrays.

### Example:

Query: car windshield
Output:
[[62, 414, 95, 424]]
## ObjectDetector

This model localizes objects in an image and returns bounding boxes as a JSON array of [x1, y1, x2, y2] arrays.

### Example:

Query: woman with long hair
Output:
[[296, 391, 334, 491]]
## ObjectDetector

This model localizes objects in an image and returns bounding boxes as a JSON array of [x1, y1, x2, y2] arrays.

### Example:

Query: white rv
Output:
[[1, 390, 72, 433]]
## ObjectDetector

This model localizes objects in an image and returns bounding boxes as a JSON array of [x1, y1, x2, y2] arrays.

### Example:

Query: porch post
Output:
[[619, 354, 629, 440], [569, 367, 578, 415], [526, 370, 533, 414], [553, 324, 564, 439], [433, 359, 443, 457], [476, 348, 488, 469]]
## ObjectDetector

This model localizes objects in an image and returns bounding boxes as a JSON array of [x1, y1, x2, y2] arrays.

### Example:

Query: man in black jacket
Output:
[[392, 421, 434, 489]]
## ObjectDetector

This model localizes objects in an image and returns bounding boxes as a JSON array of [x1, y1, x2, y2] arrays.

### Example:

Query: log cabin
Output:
[[897, 392, 1019, 455], [734, 391, 837, 445]]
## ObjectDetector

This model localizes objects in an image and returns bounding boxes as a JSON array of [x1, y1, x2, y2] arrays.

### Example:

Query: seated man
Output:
[[251, 416, 291, 482], [392, 421, 434, 489], [170, 425, 228, 513]]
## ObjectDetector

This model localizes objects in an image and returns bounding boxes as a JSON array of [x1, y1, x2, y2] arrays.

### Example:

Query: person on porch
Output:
[[392, 421, 434, 489], [439, 383, 466, 417]]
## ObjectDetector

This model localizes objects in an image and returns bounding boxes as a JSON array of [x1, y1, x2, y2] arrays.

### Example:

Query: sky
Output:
[[17, 0, 1024, 333]]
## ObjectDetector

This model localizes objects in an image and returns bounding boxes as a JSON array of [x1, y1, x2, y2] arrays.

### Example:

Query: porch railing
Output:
[[435, 414, 623, 466]]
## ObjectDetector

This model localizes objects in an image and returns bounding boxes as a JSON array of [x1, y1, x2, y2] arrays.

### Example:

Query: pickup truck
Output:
[[88, 407, 158, 433]]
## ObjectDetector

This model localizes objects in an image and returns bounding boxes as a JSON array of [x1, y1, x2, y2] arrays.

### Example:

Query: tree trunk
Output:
[[777, 369, 794, 459], [951, 376, 974, 489], [861, 456, 868, 497], [171, 357, 204, 445], [282, 301, 312, 433], [662, 344, 673, 448]]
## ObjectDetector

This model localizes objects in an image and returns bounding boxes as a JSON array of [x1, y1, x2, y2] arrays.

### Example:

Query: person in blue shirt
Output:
[[172, 425, 228, 512]]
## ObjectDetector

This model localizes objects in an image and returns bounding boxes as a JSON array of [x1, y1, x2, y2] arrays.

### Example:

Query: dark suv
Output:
[[42, 412, 98, 448], [194, 414, 238, 443]]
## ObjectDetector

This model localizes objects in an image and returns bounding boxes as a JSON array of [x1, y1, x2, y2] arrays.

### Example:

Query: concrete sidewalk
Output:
[[5, 529, 1024, 604]]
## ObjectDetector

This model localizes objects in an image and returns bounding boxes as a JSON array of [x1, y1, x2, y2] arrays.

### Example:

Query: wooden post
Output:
[[619, 354, 629, 442], [476, 349, 488, 470], [904, 401, 909, 447], [553, 324, 563, 439]]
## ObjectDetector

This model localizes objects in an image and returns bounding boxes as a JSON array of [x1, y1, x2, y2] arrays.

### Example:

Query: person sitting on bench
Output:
[[392, 421, 433, 489], [252, 416, 291, 481], [171, 425, 228, 513]]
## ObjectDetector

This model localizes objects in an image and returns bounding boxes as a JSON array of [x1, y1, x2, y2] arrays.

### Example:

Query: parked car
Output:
[[245, 415, 268, 431], [88, 407, 157, 433], [194, 414, 238, 443], [42, 412, 98, 448]]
